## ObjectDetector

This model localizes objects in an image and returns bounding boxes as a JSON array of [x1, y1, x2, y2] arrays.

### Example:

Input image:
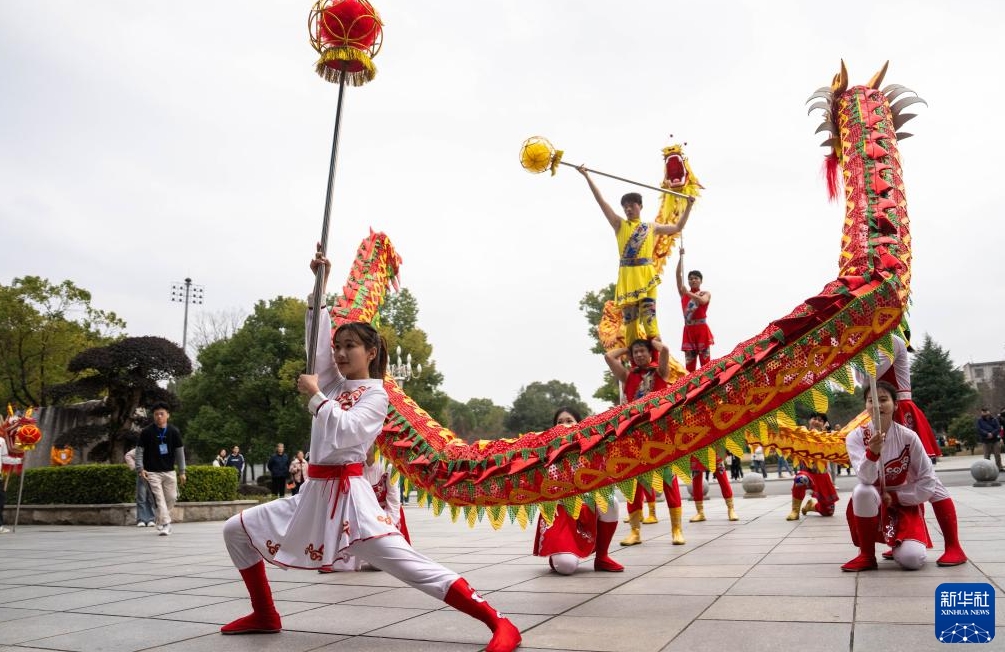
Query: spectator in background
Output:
[[288, 450, 307, 496], [225, 446, 246, 483], [135, 402, 186, 536], [267, 443, 290, 498], [125, 444, 157, 527], [730, 450, 744, 480], [751, 445, 766, 477], [213, 448, 227, 467], [977, 408, 1003, 471], [776, 452, 794, 478]]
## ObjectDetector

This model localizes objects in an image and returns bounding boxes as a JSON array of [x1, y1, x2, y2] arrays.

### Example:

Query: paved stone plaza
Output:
[[0, 457, 1001, 651]]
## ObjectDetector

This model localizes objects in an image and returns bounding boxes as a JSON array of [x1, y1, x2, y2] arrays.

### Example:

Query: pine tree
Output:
[[910, 334, 978, 432]]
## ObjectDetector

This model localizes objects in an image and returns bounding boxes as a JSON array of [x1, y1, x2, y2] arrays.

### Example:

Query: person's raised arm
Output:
[[653, 194, 695, 236], [603, 346, 631, 384], [675, 248, 687, 296], [306, 246, 342, 390], [652, 337, 671, 382], [577, 165, 621, 231]]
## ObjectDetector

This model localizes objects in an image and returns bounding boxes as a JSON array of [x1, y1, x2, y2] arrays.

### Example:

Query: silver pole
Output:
[[12, 461, 26, 533], [559, 160, 694, 200]]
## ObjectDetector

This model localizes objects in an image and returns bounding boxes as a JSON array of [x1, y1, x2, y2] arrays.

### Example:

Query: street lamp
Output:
[[170, 277, 204, 354], [389, 345, 421, 387]]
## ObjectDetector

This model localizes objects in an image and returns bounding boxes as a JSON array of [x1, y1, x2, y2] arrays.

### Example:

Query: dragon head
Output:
[[808, 60, 925, 200], [661, 142, 702, 192]]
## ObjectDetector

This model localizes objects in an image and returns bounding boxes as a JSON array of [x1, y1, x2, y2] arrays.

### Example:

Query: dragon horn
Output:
[[6, 404, 11, 417], [894, 132, 913, 140], [815, 122, 836, 135], [24, 407, 32, 418], [830, 60, 848, 96], [805, 90, 832, 103], [867, 61, 890, 89]]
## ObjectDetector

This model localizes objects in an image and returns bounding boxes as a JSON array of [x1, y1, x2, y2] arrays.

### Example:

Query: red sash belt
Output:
[[307, 463, 363, 519]]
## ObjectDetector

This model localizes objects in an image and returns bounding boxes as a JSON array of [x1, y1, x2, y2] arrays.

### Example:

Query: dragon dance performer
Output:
[[579, 165, 695, 349], [603, 338, 686, 546], [220, 249, 521, 652], [868, 333, 966, 566], [533, 407, 624, 574], [319, 443, 411, 572], [786, 412, 839, 520], [842, 381, 936, 572], [675, 248, 713, 373]]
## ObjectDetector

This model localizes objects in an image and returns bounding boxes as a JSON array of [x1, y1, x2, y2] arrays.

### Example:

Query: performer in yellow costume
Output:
[[578, 165, 695, 345]]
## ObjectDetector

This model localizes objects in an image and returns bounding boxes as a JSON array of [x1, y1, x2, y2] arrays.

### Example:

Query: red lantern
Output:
[[308, 0, 383, 86]]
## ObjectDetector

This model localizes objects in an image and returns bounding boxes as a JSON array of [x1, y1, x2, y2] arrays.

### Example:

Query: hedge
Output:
[[19, 465, 239, 505]]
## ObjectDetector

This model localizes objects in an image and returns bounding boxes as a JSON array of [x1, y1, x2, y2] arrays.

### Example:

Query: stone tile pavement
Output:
[[0, 455, 1001, 651]]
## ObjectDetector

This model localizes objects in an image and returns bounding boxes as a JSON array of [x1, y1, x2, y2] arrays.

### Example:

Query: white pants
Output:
[[223, 516, 458, 600], [145, 471, 177, 527], [850, 484, 926, 570]]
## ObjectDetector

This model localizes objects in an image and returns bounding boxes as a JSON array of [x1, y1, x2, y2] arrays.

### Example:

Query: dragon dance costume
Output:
[[618, 364, 687, 545], [533, 499, 623, 574], [615, 218, 660, 345], [220, 309, 521, 652], [871, 335, 965, 566], [843, 420, 936, 571], [787, 465, 839, 520], [680, 293, 713, 371]]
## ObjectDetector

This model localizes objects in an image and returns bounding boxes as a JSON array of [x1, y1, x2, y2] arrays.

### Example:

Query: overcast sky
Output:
[[2, 2, 1002, 416]]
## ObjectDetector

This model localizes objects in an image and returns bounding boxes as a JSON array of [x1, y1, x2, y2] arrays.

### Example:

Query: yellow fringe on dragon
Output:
[[333, 61, 920, 529]]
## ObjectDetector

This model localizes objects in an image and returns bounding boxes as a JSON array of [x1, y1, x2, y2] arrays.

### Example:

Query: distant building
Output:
[[962, 361, 1005, 388]]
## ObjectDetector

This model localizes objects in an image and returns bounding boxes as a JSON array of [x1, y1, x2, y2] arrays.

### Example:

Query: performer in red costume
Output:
[[675, 248, 713, 373], [533, 407, 624, 574], [842, 380, 938, 572], [786, 412, 839, 520], [604, 339, 687, 545], [688, 454, 737, 523], [220, 248, 521, 652], [870, 333, 966, 566]]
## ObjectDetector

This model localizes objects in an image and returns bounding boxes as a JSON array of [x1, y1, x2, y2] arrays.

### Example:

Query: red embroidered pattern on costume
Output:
[[342, 520, 351, 537], [333, 386, 368, 411], [883, 445, 911, 486], [266, 540, 281, 555], [372, 473, 389, 507], [305, 543, 324, 560], [377, 514, 393, 525]]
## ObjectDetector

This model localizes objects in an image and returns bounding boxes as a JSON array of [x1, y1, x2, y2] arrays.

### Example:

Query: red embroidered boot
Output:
[[444, 578, 521, 652], [841, 515, 879, 572], [221, 561, 282, 634], [932, 498, 968, 567], [593, 520, 624, 572]]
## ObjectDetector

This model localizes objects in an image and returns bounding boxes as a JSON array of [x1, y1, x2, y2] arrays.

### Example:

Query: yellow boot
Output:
[[670, 507, 686, 545], [786, 497, 802, 521], [801, 498, 818, 515], [620, 511, 642, 546], [690, 502, 706, 522], [725, 497, 739, 521], [642, 501, 659, 524]]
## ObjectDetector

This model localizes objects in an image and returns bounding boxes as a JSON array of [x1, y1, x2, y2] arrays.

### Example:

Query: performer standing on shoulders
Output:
[[532, 407, 624, 574], [579, 165, 694, 348], [604, 338, 687, 546], [219, 247, 521, 652], [675, 247, 713, 373]]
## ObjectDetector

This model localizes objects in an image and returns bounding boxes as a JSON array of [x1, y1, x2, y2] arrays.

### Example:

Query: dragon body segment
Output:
[[332, 63, 918, 528]]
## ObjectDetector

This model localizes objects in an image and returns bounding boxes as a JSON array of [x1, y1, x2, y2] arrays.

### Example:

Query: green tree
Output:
[[377, 288, 449, 424], [578, 283, 619, 405], [505, 380, 590, 434], [174, 297, 311, 465], [445, 397, 508, 442], [947, 413, 977, 454], [910, 334, 978, 433], [47, 336, 192, 462], [379, 287, 419, 333], [0, 276, 124, 407]]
